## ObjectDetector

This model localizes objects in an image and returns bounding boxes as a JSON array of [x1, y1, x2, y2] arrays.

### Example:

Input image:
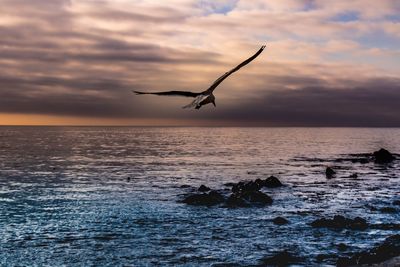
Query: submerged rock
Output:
[[272, 217, 289, 225], [260, 250, 304, 266], [373, 148, 395, 163], [182, 190, 225, 206], [337, 243, 348, 251], [311, 215, 368, 230], [393, 200, 400, 206], [232, 177, 283, 193], [379, 207, 397, 213], [349, 173, 358, 178], [325, 167, 336, 178], [336, 235, 400, 267], [198, 184, 211, 192], [371, 223, 400, 230]]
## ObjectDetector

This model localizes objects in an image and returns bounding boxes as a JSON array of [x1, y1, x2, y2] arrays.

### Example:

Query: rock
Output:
[[260, 250, 304, 266], [225, 194, 250, 208], [316, 254, 334, 262], [379, 207, 397, 213], [231, 177, 283, 193], [198, 184, 211, 192], [337, 257, 357, 267], [182, 190, 225, 206], [181, 179, 275, 208], [262, 176, 283, 188], [272, 217, 289, 225], [326, 167, 336, 178], [371, 223, 400, 230], [225, 190, 273, 208], [231, 180, 261, 193], [349, 173, 358, 178], [373, 148, 395, 163], [310, 215, 368, 230], [337, 235, 400, 266], [180, 184, 191, 188], [241, 190, 273, 205], [337, 243, 348, 251]]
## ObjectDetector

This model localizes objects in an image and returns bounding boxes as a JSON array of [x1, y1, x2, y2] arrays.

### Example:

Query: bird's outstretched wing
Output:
[[205, 44, 266, 93], [132, 90, 200, 98]]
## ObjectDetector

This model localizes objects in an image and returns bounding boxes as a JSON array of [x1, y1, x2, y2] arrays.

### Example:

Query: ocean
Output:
[[0, 127, 399, 266]]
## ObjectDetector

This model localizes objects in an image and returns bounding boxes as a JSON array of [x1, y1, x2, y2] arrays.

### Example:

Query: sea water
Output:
[[0, 127, 399, 266]]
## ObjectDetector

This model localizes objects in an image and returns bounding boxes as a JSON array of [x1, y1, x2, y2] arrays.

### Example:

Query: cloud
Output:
[[204, 77, 400, 126], [0, 0, 399, 125]]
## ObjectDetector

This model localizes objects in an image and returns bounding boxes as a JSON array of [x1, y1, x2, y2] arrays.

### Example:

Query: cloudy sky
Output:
[[1, 0, 400, 126]]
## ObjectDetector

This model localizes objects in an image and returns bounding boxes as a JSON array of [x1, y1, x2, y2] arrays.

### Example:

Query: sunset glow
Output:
[[1, 0, 399, 126]]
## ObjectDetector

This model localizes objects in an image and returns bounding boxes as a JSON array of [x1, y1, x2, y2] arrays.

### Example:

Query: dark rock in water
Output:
[[337, 243, 348, 251], [225, 194, 250, 208], [336, 235, 400, 267], [231, 181, 244, 193], [373, 148, 395, 163], [181, 179, 274, 208], [241, 190, 273, 205], [272, 217, 289, 225], [198, 184, 211, 192], [379, 207, 397, 213], [232, 180, 261, 193], [311, 215, 368, 230], [180, 184, 191, 188], [336, 257, 357, 267], [260, 250, 304, 266], [182, 190, 225, 206], [255, 178, 264, 187], [349, 173, 358, 178], [231, 177, 283, 193], [325, 167, 336, 178], [393, 200, 400, 206], [316, 254, 335, 262], [225, 190, 273, 208], [263, 176, 283, 188], [371, 223, 400, 230]]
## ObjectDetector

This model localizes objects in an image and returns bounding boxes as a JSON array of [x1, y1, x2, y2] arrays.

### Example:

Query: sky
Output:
[[1, 0, 400, 126]]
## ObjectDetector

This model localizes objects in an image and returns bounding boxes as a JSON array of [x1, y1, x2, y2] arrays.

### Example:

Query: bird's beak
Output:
[[212, 100, 216, 107]]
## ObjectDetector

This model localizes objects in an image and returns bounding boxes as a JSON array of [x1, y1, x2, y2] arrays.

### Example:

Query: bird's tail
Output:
[[182, 99, 197, 109], [182, 94, 206, 109]]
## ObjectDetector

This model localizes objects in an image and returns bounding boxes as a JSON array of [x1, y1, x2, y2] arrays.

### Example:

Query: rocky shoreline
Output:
[[178, 148, 400, 266]]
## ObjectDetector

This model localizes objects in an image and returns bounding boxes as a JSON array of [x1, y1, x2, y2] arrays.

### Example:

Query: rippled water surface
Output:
[[0, 127, 399, 266]]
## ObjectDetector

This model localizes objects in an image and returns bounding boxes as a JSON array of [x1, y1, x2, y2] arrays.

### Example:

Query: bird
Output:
[[133, 45, 266, 110]]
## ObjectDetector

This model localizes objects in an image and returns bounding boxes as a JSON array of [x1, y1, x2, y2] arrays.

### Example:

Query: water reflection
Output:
[[0, 127, 399, 266]]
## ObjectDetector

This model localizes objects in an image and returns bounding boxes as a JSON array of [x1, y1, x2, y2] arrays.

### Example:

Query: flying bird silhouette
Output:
[[133, 45, 266, 109]]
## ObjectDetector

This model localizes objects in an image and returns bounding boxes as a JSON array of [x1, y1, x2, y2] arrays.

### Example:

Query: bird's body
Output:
[[133, 45, 266, 109]]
